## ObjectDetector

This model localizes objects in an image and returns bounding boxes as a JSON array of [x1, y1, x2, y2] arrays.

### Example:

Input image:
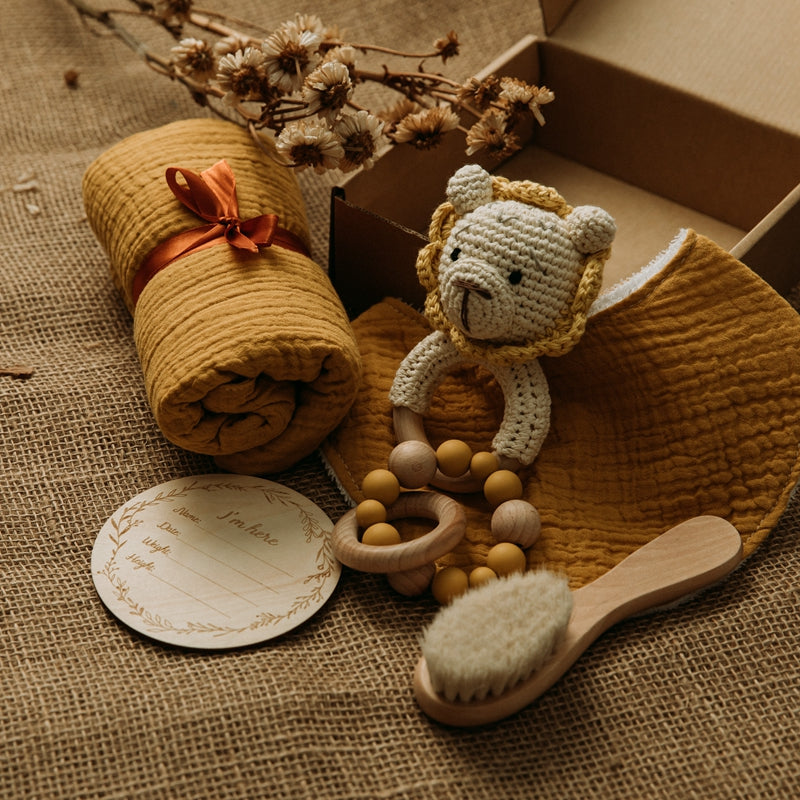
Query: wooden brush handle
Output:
[[414, 515, 743, 726]]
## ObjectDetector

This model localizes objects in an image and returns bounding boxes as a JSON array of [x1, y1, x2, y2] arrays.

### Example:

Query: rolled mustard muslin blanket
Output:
[[83, 118, 361, 474], [322, 230, 800, 586]]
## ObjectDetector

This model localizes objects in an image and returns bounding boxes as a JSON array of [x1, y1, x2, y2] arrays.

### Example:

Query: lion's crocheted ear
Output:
[[565, 206, 617, 254], [446, 164, 494, 216]]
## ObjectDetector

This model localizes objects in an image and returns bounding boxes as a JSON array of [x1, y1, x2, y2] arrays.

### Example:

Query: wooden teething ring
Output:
[[393, 406, 523, 493], [331, 491, 466, 574]]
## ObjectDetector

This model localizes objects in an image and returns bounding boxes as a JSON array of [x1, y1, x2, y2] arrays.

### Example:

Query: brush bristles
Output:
[[420, 570, 573, 702]]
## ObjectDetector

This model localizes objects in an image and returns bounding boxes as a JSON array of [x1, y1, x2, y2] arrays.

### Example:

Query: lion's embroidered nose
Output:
[[452, 277, 492, 333]]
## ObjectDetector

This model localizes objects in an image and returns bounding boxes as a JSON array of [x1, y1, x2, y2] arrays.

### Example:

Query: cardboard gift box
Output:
[[329, 0, 800, 316]]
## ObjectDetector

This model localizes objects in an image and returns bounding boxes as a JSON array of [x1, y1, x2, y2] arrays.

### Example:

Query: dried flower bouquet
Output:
[[66, 0, 554, 173]]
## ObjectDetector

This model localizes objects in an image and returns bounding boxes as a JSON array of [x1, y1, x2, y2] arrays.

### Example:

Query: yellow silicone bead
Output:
[[483, 469, 524, 506], [431, 566, 469, 604], [486, 542, 527, 576], [469, 566, 498, 588], [470, 450, 499, 483], [355, 499, 387, 528], [361, 469, 401, 506], [361, 522, 402, 547], [435, 439, 473, 478]]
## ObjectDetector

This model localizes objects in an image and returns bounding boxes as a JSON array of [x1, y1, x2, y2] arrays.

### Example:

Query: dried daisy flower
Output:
[[293, 13, 327, 39], [262, 20, 322, 94], [321, 45, 359, 81], [466, 111, 520, 159], [334, 110, 388, 172], [302, 61, 353, 122], [391, 106, 460, 150], [216, 47, 268, 105], [457, 75, 502, 111], [499, 77, 555, 125], [214, 33, 254, 58], [171, 38, 216, 81], [433, 30, 460, 63], [276, 118, 344, 173], [377, 99, 426, 127]]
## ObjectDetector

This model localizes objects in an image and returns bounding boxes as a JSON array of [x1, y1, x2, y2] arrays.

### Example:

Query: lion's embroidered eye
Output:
[[508, 269, 523, 285], [450, 247, 461, 261]]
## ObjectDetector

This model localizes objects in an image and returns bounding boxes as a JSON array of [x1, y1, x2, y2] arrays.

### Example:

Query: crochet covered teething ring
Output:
[[331, 491, 465, 574], [393, 407, 522, 493]]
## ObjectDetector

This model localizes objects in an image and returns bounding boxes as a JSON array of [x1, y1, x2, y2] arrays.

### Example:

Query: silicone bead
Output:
[[483, 469, 524, 506], [436, 439, 473, 478], [431, 565, 469, 604], [361, 469, 401, 506], [491, 499, 541, 548], [470, 450, 499, 483], [355, 499, 387, 528], [388, 440, 438, 489], [469, 566, 498, 588], [486, 542, 527, 576], [361, 522, 402, 546]]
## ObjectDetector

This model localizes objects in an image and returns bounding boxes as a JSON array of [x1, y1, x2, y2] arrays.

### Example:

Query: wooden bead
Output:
[[361, 469, 401, 506], [469, 566, 497, 588], [470, 450, 499, 483], [355, 499, 386, 528], [388, 440, 437, 489], [483, 469, 523, 506], [491, 499, 541, 548], [436, 439, 472, 478], [431, 566, 469, 604], [486, 542, 527, 576], [387, 563, 435, 596], [362, 522, 402, 546]]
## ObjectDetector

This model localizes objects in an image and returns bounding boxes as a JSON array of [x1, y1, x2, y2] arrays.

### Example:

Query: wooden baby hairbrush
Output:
[[414, 515, 743, 727]]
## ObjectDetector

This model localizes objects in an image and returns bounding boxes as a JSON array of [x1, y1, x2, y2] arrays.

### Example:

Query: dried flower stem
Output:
[[64, 0, 554, 172]]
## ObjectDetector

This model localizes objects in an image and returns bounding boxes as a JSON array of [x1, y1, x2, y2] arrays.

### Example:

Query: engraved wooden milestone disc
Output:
[[91, 474, 341, 649]]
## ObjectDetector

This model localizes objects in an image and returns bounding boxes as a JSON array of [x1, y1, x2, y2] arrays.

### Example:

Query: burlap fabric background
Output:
[[2, 1, 798, 798]]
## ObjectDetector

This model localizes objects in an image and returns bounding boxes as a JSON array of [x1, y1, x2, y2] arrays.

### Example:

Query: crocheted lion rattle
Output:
[[389, 164, 616, 492]]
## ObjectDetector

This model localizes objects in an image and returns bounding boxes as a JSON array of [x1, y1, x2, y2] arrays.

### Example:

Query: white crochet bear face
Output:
[[439, 165, 616, 343]]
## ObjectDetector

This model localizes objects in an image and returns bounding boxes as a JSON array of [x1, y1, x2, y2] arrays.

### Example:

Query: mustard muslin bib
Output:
[[83, 118, 361, 474], [322, 231, 800, 586]]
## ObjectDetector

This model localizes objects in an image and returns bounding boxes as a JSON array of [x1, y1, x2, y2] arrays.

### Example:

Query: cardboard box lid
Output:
[[330, 2, 800, 314], [539, 0, 800, 136]]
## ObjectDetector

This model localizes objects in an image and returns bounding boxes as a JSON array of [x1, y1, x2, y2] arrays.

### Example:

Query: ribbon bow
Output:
[[132, 159, 309, 305]]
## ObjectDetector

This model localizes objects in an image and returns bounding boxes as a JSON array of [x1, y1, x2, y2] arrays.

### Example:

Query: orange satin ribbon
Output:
[[132, 159, 310, 305]]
